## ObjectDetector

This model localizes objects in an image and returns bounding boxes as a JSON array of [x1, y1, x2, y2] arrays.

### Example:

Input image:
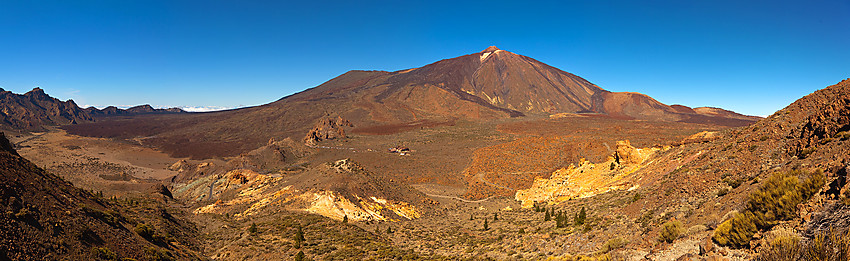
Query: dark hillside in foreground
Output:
[[0, 132, 201, 260]]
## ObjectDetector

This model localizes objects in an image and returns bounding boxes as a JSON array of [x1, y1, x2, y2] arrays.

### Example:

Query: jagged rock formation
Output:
[[614, 140, 655, 165], [0, 88, 93, 130], [304, 116, 353, 145], [0, 87, 184, 131]]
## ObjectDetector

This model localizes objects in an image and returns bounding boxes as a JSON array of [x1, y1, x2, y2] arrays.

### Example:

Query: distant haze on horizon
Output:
[[1, 0, 848, 117]]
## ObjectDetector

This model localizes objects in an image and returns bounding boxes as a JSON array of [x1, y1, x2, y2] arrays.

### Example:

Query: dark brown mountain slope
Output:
[[0, 87, 184, 131], [65, 47, 758, 159], [0, 132, 202, 260], [0, 88, 93, 130]]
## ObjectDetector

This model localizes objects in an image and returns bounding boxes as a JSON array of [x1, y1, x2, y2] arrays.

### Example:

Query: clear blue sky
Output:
[[1, 1, 848, 116]]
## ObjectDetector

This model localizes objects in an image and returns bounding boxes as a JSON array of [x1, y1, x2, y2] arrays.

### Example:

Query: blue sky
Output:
[[1, 1, 847, 116]]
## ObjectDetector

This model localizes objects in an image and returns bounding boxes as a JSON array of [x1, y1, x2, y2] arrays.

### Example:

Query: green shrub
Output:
[[248, 223, 258, 235], [658, 220, 683, 243], [717, 187, 730, 197], [631, 193, 643, 203], [798, 148, 816, 159], [598, 237, 628, 254], [143, 247, 172, 261], [135, 223, 168, 245], [757, 233, 802, 261], [805, 228, 850, 261], [91, 247, 117, 260], [713, 211, 759, 248], [574, 207, 587, 226], [747, 169, 823, 228], [294, 226, 305, 248], [723, 177, 744, 188], [714, 170, 824, 248], [756, 228, 850, 261]]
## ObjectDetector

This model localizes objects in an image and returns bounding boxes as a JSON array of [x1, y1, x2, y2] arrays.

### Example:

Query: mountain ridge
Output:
[[63, 47, 759, 159], [0, 87, 185, 131]]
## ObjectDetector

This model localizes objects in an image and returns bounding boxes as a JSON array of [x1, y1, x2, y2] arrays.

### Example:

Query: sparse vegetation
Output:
[[598, 237, 628, 254], [658, 220, 683, 243], [91, 247, 117, 260], [574, 207, 587, 226], [714, 169, 825, 248], [248, 222, 258, 235], [631, 193, 642, 203], [294, 226, 305, 248], [798, 148, 816, 159], [757, 228, 850, 261], [135, 223, 169, 246], [717, 187, 729, 197]]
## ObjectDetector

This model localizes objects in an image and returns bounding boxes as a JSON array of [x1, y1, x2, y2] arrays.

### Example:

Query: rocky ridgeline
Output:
[[0, 87, 184, 131]]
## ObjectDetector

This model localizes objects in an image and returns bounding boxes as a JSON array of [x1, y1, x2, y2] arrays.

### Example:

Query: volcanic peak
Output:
[[481, 46, 501, 53]]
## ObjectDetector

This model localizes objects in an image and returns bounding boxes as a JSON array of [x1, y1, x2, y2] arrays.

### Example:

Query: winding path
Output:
[[422, 193, 497, 203]]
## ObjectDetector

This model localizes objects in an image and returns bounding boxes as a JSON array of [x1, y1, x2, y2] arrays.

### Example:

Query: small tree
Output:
[[386, 226, 393, 234], [544, 209, 551, 221], [294, 250, 305, 261], [575, 207, 587, 226], [248, 223, 258, 235], [493, 212, 498, 221], [294, 226, 305, 248], [555, 211, 564, 228], [342, 215, 348, 223], [483, 219, 489, 231]]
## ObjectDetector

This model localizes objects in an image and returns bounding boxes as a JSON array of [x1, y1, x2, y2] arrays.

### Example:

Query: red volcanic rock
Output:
[[304, 116, 354, 145]]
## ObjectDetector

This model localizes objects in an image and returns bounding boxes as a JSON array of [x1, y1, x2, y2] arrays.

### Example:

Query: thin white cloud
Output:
[[179, 106, 233, 112]]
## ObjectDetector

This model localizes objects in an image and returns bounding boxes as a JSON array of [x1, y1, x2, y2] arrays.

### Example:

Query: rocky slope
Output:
[[167, 138, 433, 223], [507, 78, 850, 258], [0, 132, 202, 260]]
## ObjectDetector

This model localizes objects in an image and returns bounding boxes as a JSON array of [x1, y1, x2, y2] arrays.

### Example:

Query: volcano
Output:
[[64, 46, 758, 159]]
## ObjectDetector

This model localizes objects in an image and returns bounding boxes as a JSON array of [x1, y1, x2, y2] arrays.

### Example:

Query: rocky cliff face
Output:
[[0, 88, 93, 130], [0, 87, 184, 131]]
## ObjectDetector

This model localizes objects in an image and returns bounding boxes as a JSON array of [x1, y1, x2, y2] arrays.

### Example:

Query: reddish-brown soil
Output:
[[461, 116, 727, 199]]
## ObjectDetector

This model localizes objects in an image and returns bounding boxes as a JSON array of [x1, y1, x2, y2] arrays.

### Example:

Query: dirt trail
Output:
[[422, 193, 496, 203]]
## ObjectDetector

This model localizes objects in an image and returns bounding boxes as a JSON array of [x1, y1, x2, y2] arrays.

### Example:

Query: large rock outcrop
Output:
[[304, 116, 353, 145]]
